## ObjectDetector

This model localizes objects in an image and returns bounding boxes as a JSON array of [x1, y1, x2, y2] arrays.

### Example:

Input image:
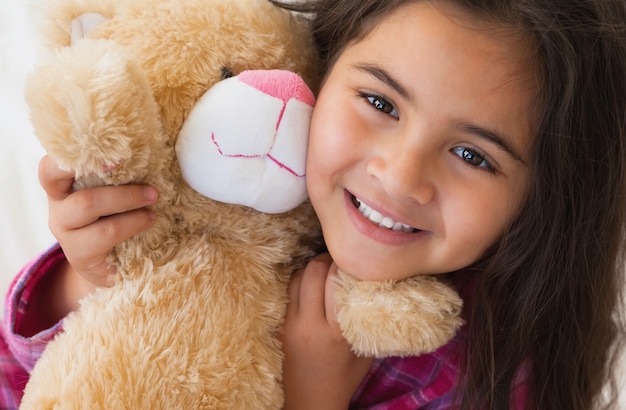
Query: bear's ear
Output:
[[31, 0, 116, 51], [70, 13, 108, 45]]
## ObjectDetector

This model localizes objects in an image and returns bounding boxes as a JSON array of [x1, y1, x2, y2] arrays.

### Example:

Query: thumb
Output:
[[324, 262, 344, 330]]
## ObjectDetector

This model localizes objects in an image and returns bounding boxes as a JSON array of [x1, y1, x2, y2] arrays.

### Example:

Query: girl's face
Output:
[[306, 1, 537, 281]]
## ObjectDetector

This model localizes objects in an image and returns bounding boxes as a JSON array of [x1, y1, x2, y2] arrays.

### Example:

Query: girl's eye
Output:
[[452, 147, 496, 174], [361, 93, 399, 119]]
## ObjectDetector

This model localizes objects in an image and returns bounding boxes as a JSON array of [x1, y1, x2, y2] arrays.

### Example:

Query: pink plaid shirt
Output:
[[1, 245, 65, 409], [1, 245, 527, 409]]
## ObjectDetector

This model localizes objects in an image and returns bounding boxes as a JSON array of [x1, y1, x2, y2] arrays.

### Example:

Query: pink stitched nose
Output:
[[237, 70, 315, 107]]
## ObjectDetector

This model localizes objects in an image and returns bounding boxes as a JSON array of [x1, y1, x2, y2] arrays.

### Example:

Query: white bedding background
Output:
[[0, 0, 54, 301], [0, 1, 623, 403]]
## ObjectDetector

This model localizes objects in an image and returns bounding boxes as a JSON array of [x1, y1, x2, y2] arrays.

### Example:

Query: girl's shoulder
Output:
[[350, 325, 468, 409], [349, 272, 479, 409]]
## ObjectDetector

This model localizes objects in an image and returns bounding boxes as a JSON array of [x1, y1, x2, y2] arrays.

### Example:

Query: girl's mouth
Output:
[[351, 195, 419, 233]]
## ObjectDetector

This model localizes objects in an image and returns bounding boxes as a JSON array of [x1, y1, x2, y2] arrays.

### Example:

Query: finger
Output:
[[59, 208, 157, 286], [287, 268, 304, 315], [50, 184, 158, 232], [57, 208, 157, 257], [324, 262, 343, 330], [38, 155, 75, 201], [297, 253, 333, 319]]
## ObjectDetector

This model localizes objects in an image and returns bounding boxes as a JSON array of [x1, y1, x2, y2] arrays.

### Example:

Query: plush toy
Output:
[[20, 0, 464, 408]]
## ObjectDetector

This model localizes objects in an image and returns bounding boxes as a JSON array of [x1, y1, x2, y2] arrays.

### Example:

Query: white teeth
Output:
[[355, 197, 417, 232]]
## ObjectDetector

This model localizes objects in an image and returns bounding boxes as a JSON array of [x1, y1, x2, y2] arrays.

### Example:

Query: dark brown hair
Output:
[[273, 0, 626, 408]]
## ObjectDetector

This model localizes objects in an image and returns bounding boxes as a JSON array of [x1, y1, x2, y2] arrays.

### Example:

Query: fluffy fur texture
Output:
[[335, 270, 464, 358], [20, 0, 464, 408]]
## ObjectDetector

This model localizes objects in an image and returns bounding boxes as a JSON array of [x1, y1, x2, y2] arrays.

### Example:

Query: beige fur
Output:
[[20, 0, 463, 408], [334, 270, 463, 358]]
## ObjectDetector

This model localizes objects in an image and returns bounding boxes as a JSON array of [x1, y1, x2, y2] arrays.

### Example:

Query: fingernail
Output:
[[143, 186, 158, 202], [147, 210, 157, 221]]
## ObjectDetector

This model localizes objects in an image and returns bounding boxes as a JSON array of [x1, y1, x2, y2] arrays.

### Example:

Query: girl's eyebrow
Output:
[[351, 63, 413, 102], [458, 122, 526, 165]]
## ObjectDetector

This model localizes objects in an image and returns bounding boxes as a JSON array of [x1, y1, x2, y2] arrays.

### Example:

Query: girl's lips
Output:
[[344, 191, 426, 245]]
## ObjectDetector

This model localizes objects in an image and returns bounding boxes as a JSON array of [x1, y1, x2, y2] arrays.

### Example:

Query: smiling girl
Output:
[[2, 0, 626, 408], [280, 0, 626, 408]]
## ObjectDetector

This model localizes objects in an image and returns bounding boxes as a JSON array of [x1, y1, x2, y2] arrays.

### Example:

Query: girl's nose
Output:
[[366, 140, 436, 205]]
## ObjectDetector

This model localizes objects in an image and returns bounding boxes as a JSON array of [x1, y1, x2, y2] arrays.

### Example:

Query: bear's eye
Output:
[[220, 67, 233, 80]]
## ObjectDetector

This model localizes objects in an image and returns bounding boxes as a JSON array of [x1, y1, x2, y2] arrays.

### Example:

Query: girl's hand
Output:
[[39, 155, 159, 287], [282, 254, 374, 410], [20, 156, 159, 335]]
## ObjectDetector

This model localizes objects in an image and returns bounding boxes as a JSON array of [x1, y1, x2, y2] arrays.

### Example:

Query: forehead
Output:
[[370, 2, 536, 76]]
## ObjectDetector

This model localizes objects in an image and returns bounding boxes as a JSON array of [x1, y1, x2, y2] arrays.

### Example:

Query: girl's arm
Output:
[[5, 154, 159, 338], [1, 245, 66, 408], [281, 254, 374, 409], [0, 156, 159, 407], [17, 257, 96, 337]]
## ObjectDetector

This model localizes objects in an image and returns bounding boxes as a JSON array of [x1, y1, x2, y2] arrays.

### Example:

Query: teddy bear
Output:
[[19, 0, 464, 408]]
